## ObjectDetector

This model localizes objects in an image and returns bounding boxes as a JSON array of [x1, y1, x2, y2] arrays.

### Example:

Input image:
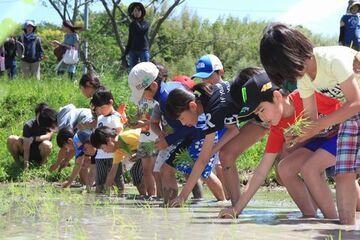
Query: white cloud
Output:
[[277, 0, 350, 37]]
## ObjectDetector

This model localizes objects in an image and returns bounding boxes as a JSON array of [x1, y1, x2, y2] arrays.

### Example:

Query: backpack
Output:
[[20, 35, 40, 63]]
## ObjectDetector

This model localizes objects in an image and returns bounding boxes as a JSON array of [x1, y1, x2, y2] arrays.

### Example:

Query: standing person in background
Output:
[[125, 2, 150, 70], [18, 20, 44, 80], [4, 36, 20, 79], [51, 21, 81, 80], [0, 45, 5, 76], [339, 0, 360, 50]]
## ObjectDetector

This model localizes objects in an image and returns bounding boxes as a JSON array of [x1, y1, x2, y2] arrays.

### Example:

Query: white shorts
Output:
[[153, 143, 179, 172]]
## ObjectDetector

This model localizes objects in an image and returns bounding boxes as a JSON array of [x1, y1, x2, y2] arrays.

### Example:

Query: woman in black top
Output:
[[125, 2, 150, 70]]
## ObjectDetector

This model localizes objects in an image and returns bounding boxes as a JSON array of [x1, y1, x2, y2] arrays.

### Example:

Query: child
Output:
[[166, 67, 270, 207], [260, 23, 360, 225], [131, 97, 158, 196], [49, 104, 93, 172], [56, 128, 96, 188], [90, 89, 125, 193], [7, 103, 57, 169], [90, 126, 141, 190], [339, 0, 360, 50], [128, 62, 223, 203], [191, 54, 228, 198], [218, 73, 342, 219]]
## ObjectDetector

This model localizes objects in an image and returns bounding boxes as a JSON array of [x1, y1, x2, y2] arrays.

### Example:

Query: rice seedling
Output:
[[283, 114, 313, 147], [173, 149, 194, 167]]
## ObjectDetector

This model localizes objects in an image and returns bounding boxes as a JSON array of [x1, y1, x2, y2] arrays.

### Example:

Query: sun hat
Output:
[[128, 2, 146, 18], [191, 54, 224, 79], [23, 20, 36, 32], [128, 62, 159, 104]]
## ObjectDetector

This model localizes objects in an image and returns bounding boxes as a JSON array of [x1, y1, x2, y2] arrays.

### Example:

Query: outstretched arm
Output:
[[218, 153, 278, 218]]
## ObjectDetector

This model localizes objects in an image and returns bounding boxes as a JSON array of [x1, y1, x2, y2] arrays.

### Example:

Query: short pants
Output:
[[303, 135, 337, 177], [166, 138, 219, 179], [137, 142, 158, 159], [335, 113, 360, 174]]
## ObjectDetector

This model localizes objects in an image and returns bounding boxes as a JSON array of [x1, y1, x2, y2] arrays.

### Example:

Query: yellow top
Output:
[[297, 46, 359, 102], [113, 128, 141, 164]]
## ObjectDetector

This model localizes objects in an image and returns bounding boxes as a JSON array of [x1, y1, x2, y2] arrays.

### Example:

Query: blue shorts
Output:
[[303, 135, 337, 177], [175, 138, 218, 179]]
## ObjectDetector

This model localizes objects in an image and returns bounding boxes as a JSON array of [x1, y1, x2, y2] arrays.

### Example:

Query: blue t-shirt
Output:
[[63, 33, 79, 47], [341, 13, 360, 48], [153, 82, 204, 145], [73, 133, 84, 159]]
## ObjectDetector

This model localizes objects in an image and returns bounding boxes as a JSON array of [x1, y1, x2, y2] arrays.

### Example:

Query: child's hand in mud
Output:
[[218, 207, 238, 219], [169, 195, 186, 208]]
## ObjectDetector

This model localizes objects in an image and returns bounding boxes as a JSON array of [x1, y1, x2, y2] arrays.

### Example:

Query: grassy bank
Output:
[[0, 75, 273, 183]]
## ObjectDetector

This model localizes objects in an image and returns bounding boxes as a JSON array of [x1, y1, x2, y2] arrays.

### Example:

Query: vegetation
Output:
[[0, 7, 337, 183]]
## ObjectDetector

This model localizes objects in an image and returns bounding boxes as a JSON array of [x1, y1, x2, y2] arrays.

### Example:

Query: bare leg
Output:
[[277, 148, 317, 217], [336, 173, 357, 225], [142, 156, 156, 196], [203, 172, 226, 201], [184, 174, 203, 199], [7, 135, 23, 162], [220, 122, 267, 205], [154, 172, 162, 197], [301, 149, 337, 219], [355, 180, 360, 211], [160, 163, 178, 204], [38, 140, 52, 165], [215, 164, 229, 199]]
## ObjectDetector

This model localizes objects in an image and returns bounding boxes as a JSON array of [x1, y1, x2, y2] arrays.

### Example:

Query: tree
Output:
[[41, 0, 92, 23]]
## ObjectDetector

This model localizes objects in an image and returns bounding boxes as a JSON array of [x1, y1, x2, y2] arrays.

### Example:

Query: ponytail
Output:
[[191, 83, 213, 108]]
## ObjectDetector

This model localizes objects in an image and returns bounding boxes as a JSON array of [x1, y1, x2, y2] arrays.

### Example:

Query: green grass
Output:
[[0, 74, 269, 184]]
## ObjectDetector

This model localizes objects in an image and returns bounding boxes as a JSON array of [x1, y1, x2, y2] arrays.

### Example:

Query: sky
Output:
[[0, 0, 349, 38]]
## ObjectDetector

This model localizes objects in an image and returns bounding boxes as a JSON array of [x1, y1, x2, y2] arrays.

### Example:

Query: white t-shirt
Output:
[[95, 111, 123, 159], [138, 99, 158, 142], [297, 46, 360, 102]]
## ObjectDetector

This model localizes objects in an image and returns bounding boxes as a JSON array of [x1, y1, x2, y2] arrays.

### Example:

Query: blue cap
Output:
[[191, 54, 223, 79]]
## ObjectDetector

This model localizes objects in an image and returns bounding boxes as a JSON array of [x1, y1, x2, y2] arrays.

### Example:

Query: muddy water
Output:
[[1, 185, 360, 240]]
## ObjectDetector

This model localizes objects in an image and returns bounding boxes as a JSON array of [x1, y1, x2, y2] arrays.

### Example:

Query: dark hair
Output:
[[230, 67, 265, 104], [35, 102, 49, 116], [90, 89, 114, 107], [154, 62, 169, 81], [165, 83, 213, 119], [79, 72, 104, 90], [90, 126, 117, 149], [38, 108, 58, 129], [260, 23, 314, 86], [56, 128, 74, 148]]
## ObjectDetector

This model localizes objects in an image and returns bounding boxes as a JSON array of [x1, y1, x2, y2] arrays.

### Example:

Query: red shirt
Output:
[[265, 90, 340, 153]]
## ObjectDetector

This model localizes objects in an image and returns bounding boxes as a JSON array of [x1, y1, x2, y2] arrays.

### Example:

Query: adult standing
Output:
[[125, 2, 150, 70], [51, 21, 81, 80], [18, 20, 44, 80]]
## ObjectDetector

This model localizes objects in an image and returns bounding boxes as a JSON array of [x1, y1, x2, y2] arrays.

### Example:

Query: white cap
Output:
[[128, 62, 159, 104]]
